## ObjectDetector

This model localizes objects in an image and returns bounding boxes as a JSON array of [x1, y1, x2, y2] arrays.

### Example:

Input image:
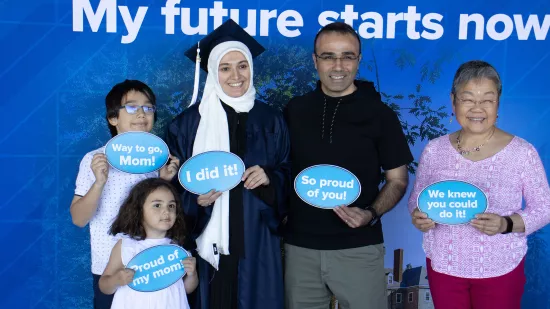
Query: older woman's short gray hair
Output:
[[451, 60, 502, 97]]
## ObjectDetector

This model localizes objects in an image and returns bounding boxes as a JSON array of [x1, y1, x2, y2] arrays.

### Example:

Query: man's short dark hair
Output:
[[313, 22, 362, 55], [105, 79, 157, 137]]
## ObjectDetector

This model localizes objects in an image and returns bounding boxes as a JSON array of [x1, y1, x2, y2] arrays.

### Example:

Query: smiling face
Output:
[[313, 32, 361, 97], [108, 90, 154, 134], [452, 78, 499, 135], [218, 51, 251, 98]]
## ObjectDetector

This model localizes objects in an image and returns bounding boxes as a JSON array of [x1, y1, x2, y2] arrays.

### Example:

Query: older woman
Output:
[[166, 20, 289, 309], [408, 60, 550, 309]]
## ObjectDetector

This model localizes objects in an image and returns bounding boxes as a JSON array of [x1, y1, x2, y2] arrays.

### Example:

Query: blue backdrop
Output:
[[1, 0, 549, 308]]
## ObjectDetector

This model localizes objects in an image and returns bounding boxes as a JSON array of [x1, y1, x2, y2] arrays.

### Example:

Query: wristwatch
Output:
[[365, 206, 380, 226], [501, 216, 514, 234]]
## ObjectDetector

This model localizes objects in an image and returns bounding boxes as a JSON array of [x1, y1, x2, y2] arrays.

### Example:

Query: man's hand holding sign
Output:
[[333, 164, 409, 228], [333, 206, 373, 228], [294, 164, 408, 229]]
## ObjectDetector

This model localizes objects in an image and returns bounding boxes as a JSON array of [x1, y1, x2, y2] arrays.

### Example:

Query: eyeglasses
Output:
[[314, 54, 360, 64], [456, 98, 497, 108], [119, 105, 156, 114]]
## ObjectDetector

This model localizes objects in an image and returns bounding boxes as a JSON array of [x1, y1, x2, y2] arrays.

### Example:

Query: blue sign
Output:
[[417, 180, 489, 225], [178, 151, 245, 195], [126, 244, 189, 292], [104, 132, 170, 174], [294, 164, 361, 209]]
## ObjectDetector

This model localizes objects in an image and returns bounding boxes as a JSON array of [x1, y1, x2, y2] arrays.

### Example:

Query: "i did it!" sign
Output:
[[178, 151, 245, 195]]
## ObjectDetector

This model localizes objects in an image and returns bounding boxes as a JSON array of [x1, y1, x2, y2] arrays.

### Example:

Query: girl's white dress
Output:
[[110, 236, 189, 309]]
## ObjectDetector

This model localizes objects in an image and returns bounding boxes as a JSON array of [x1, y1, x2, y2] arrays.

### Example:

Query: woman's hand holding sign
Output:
[[197, 190, 223, 207], [411, 209, 436, 232], [470, 213, 507, 236], [333, 206, 372, 228], [242, 165, 270, 189]]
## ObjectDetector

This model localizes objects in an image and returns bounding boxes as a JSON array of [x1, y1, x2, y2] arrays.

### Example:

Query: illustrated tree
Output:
[[366, 45, 452, 173]]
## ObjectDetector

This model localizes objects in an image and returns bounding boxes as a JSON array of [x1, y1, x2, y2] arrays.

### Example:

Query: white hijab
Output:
[[192, 41, 255, 269]]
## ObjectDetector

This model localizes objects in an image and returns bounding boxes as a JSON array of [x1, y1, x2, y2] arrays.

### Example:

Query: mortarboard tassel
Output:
[[189, 42, 201, 106]]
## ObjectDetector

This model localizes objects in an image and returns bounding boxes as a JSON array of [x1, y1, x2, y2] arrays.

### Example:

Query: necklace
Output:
[[456, 128, 495, 156], [321, 96, 342, 144]]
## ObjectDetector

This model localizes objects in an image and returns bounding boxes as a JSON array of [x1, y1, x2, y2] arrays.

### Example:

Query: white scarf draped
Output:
[[192, 41, 255, 270]]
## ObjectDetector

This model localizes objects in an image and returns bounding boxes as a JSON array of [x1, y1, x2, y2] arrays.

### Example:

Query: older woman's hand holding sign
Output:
[[411, 209, 436, 232]]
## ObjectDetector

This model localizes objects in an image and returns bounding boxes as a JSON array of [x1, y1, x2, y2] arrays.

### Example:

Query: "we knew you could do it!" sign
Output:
[[417, 180, 488, 225]]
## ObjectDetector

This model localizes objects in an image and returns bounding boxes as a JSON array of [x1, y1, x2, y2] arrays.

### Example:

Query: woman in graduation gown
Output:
[[166, 20, 289, 309]]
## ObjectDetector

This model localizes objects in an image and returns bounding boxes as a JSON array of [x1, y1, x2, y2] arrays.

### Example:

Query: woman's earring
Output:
[[449, 113, 454, 124]]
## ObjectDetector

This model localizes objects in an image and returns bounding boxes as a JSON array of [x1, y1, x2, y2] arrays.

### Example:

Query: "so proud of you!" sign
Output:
[[294, 164, 361, 209]]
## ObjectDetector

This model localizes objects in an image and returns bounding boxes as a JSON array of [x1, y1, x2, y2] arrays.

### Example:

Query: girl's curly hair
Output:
[[109, 178, 187, 246]]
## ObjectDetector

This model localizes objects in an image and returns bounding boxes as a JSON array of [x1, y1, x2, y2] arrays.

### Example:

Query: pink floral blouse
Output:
[[408, 135, 550, 278]]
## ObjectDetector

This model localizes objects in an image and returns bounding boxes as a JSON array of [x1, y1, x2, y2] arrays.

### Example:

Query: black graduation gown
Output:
[[166, 100, 290, 309]]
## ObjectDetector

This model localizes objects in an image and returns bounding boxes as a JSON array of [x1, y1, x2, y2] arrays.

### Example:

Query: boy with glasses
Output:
[[69, 80, 180, 309]]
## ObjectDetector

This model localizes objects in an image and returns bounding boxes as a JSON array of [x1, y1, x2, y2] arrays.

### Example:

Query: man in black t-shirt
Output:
[[284, 22, 413, 309]]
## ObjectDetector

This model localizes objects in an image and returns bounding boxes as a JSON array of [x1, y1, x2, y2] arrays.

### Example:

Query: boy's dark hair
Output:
[[110, 178, 187, 246], [313, 22, 362, 55], [105, 79, 157, 137]]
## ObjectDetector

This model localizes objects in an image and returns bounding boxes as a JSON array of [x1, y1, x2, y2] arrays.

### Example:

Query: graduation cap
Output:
[[185, 19, 265, 105]]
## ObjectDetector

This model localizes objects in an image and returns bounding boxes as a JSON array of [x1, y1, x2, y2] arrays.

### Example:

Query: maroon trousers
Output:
[[427, 258, 525, 309]]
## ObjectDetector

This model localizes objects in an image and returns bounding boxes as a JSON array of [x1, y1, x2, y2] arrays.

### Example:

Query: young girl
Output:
[[99, 178, 198, 309]]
